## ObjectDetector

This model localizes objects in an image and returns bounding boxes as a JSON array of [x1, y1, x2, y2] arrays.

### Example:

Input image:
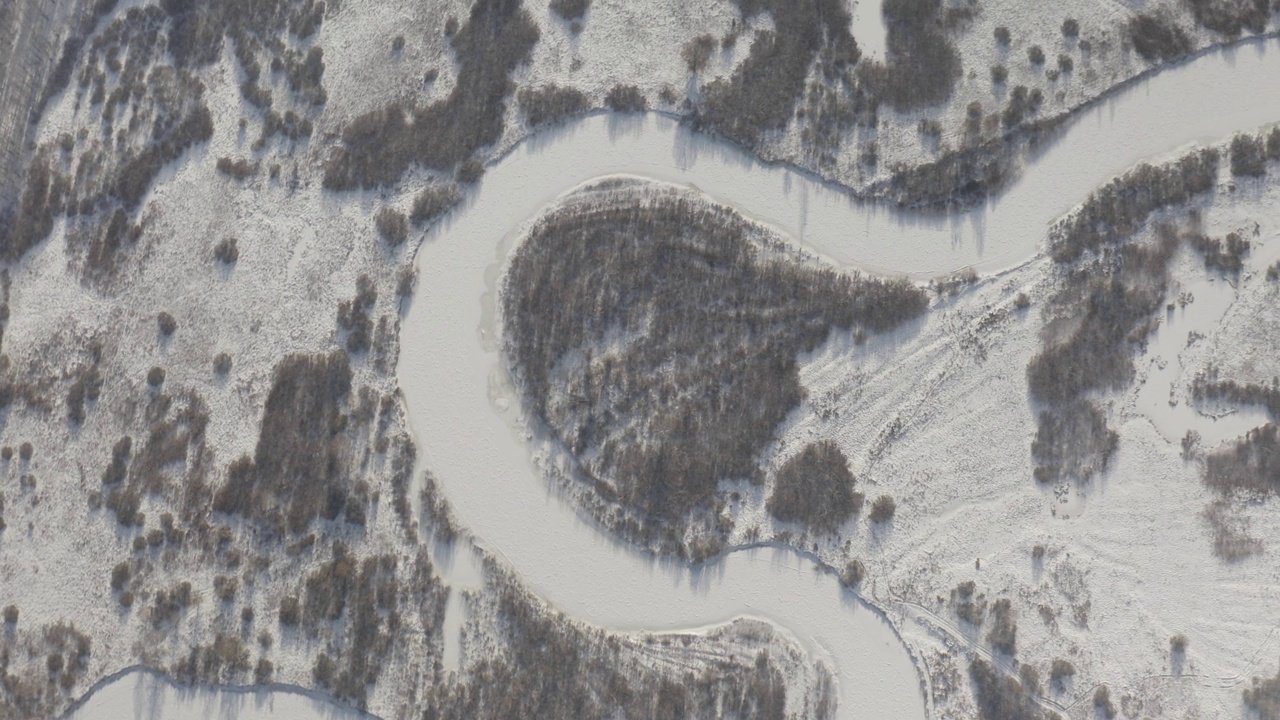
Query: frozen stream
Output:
[[70, 34, 1280, 720]]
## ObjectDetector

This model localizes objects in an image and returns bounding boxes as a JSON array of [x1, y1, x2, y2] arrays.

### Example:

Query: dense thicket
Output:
[[1128, 14, 1192, 63], [766, 441, 863, 532], [518, 84, 589, 127], [1245, 666, 1280, 719], [322, 0, 539, 189], [1187, 0, 1270, 37], [697, 0, 859, 148], [857, 0, 962, 112], [1050, 149, 1219, 263], [503, 185, 926, 541], [1204, 424, 1280, 495], [421, 577, 801, 720], [969, 659, 1048, 720], [212, 351, 357, 534], [604, 84, 647, 113]]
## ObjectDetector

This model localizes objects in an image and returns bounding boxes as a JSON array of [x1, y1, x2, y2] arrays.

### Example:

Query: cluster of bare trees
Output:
[[502, 188, 926, 540], [323, 0, 539, 190], [766, 441, 863, 532]]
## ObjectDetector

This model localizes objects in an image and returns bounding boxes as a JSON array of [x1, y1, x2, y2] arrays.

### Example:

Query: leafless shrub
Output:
[[18, 442, 32, 462], [987, 598, 1017, 654], [1188, 230, 1249, 274], [1203, 499, 1264, 561], [215, 157, 258, 181], [1062, 18, 1079, 37], [2, 605, 16, 624], [605, 84, 647, 113], [550, 0, 590, 21], [420, 470, 460, 543], [157, 311, 178, 337], [1204, 424, 1280, 495], [993, 26, 1010, 44], [682, 34, 717, 72], [213, 237, 239, 264], [1171, 634, 1188, 653], [410, 185, 462, 226], [254, 658, 274, 684], [279, 595, 300, 626], [1186, 0, 1269, 37], [839, 559, 866, 587], [1049, 659, 1074, 690], [767, 441, 863, 532], [322, 2, 539, 190], [213, 352, 233, 376], [951, 580, 985, 625], [991, 64, 1008, 84], [969, 658, 1044, 720], [457, 159, 485, 184], [519, 84, 590, 127], [1027, 45, 1045, 65], [1094, 686, 1117, 718], [1245, 665, 1280, 719], [868, 495, 896, 523], [375, 207, 409, 247], [171, 633, 251, 685], [147, 366, 166, 387], [1231, 133, 1268, 177], [1031, 400, 1118, 485], [857, 0, 960, 113]]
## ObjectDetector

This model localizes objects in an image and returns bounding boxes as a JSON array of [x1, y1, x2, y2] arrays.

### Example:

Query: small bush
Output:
[[215, 157, 258, 181], [147, 366, 166, 387], [18, 442, 32, 462], [214, 237, 239, 264], [110, 561, 131, 591], [605, 84, 647, 113], [1171, 634, 1188, 653], [254, 658, 274, 684], [458, 159, 485, 184], [214, 575, 238, 602], [313, 653, 335, 687], [1027, 45, 1045, 65], [410, 185, 462, 226], [549, 0, 590, 21], [869, 495, 896, 523], [1188, 231, 1249, 274], [1050, 658, 1075, 689], [1094, 686, 1117, 718], [157, 312, 178, 336], [991, 64, 1008, 84], [375, 207, 409, 247], [1062, 18, 1079, 37], [1058, 54, 1073, 73], [682, 34, 717, 72], [391, 34, 405, 52], [839, 559, 866, 588], [994, 26, 1010, 45], [1032, 544, 1045, 560], [213, 352, 233, 375], [1244, 666, 1280, 718], [279, 596, 300, 626], [3, 605, 17, 624]]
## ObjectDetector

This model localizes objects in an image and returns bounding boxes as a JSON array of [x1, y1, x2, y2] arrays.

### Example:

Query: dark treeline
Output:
[[1050, 148, 1219, 263], [1029, 218, 1186, 483], [503, 185, 926, 546], [1231, 128, 1280, 176], [322, 0, 539, 189], [696, 0, 859, 148], [421, 574, 807, 720], [518, 84, 589, 127], [212, 351, 360, 535], [969, 659, 1053, 720], [1187, 0, 1271, 37], [1128, 13, 1192, 63], [766, 440, 863, 532], [1203, 423, 1280, 495], [857, 0, 962, 112], [1192, 370, 1280, 418]]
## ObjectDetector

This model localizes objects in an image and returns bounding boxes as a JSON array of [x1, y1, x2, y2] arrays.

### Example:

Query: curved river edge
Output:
[[397, 34, 1280, 720]]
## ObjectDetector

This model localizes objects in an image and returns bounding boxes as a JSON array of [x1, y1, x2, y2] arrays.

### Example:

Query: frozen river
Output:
[[74, 33, 1280, 720]]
